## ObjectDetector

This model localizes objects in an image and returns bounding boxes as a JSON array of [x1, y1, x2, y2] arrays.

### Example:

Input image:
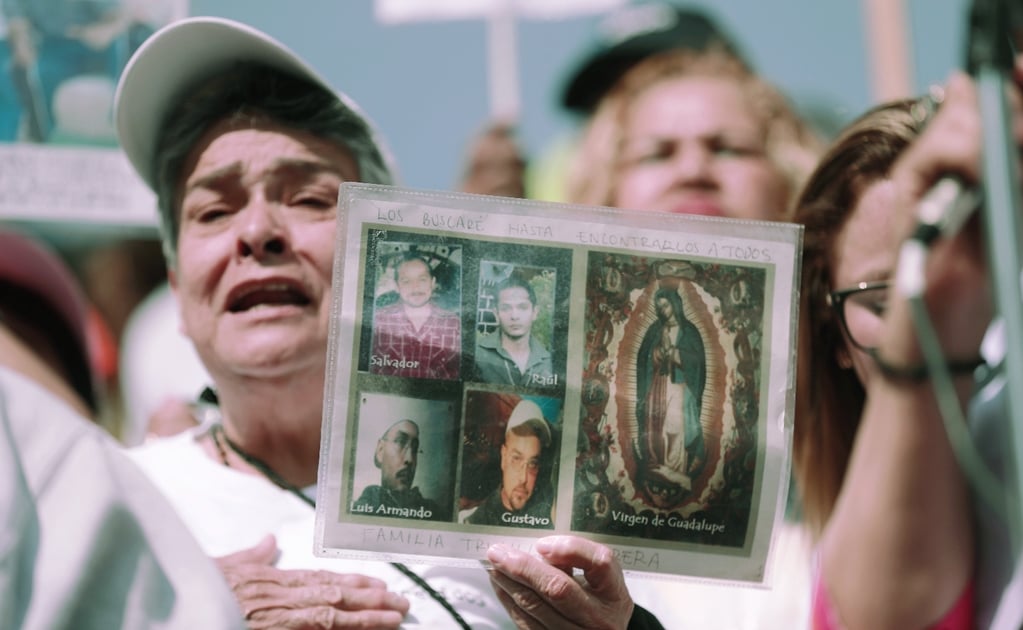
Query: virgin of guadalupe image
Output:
[[634, 287, 706, 509], [574, 252, 764, 546]]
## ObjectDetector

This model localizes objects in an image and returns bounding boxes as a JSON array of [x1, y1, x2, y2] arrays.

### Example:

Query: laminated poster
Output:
[[315, 183, 801, 582]]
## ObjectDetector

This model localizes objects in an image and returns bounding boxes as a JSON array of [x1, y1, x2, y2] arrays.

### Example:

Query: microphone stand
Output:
[[970, 0, 1023, 554]]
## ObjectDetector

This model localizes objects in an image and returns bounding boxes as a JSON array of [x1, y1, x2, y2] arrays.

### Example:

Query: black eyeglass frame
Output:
[[826, 280, 891, 351]]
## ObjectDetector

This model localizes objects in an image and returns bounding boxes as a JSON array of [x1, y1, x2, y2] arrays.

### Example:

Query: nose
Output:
[[236, 197, 288, 259], [671, 144, 715, 185], [509, 460, 526, 485]]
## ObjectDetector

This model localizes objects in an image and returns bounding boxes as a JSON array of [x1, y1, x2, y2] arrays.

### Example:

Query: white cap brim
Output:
[[115, 16, 391, 189], [507, 399, 552, 446]]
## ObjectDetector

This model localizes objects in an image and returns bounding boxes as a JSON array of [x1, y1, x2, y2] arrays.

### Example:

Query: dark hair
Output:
[[789, 98, 924, 537], [391, 252, 435, 281], [653, 287, 684, 318], [153, 62, 392, 267], [495, 275, 537, 306], [506, 418, 550, 449]]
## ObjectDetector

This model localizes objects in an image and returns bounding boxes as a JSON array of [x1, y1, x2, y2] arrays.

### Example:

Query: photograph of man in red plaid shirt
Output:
[[369, 251, 461, 380]]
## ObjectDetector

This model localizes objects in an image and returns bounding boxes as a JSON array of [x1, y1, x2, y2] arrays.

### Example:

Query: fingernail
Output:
[[535, 539, 552, 555], [487, 544, 507, 565]]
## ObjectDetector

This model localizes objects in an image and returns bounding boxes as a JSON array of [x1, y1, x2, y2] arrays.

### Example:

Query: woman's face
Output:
[[829, 179, 900, 384], [613, 76, 790, 221], [171, 120, 358, 382]]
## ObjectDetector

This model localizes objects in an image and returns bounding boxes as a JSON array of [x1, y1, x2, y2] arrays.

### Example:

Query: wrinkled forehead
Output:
[[629, 75, 766, 137], [181, 116, 357, 187]]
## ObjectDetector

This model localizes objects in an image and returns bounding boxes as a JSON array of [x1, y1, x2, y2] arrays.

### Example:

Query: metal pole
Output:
[[972, 0, 1023, 555]]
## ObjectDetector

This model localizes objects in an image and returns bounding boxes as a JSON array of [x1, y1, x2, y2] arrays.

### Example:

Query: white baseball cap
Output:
[[114, 16, 394, 189], [506, 399, 552, 447]]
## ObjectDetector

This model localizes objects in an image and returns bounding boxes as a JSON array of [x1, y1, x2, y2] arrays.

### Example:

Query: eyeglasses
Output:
[[826, 281, 890, 351], [385, 432, 420, 455]]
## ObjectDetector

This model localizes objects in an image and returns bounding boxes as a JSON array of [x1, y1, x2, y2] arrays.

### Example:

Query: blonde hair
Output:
[[566, 47, 822, 214]]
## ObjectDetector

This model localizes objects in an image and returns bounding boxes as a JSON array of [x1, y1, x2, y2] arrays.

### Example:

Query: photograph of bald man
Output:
[[353, 419, 446, 521]]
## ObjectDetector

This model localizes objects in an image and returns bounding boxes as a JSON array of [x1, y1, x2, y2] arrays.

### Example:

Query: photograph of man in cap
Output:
[[352, 418, 447, 521], [460, 398, 555, 529]]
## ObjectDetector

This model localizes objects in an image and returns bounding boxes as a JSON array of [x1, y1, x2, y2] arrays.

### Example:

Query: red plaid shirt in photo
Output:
[[369, 302, 462, 380]]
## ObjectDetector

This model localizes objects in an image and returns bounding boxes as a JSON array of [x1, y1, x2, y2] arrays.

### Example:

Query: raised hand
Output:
[[486, 536, 634, 630]]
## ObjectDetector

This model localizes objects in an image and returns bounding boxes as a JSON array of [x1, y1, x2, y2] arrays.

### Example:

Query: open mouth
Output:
[[228, 281, 312, 313]]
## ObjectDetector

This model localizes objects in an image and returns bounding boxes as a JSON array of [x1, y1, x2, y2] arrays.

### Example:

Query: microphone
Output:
[[895, 176, 983, 298]]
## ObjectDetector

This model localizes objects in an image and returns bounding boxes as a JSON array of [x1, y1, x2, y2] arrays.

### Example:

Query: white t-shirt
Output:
[[128, 425, 817, 629], [128, 428, 514, 629]]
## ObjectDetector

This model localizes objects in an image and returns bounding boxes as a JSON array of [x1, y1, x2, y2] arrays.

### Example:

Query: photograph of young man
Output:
[[474, 276, 555, 388]]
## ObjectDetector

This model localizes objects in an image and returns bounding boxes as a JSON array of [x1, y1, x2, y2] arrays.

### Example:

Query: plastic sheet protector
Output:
[[315, 183, 801, 582]]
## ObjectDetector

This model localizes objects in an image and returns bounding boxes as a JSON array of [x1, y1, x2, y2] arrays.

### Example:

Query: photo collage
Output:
[[316, 183, 798, 580]]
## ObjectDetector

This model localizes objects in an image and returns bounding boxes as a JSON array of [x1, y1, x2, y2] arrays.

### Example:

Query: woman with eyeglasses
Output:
[[791, 55, 1023, 629], [793, 97, 924, 541]]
